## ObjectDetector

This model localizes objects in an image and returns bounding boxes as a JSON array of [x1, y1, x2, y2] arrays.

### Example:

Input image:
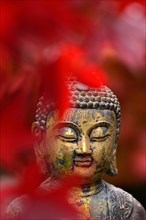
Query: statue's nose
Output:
[[75, 137, 92, 155]]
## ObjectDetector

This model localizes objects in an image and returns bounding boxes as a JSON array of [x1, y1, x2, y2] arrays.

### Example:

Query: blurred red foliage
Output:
[[0, 0, 146, 217], [116, 0, 145, 12], [1, 165, 82, 219], [0, 0, 109, 170]]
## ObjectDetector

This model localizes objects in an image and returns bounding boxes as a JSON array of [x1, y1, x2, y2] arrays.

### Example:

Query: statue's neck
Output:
[[69, 179, 103, 197], [39, 176, 103, 197]]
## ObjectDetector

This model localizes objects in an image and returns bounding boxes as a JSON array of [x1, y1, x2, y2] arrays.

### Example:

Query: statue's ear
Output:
[[106, 148, 118, 176], [32, 122, 44, 144], [32, 122, 48, 174]]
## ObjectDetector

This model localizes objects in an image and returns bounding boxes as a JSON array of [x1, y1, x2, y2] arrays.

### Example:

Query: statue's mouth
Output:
[[73, 156, 93, 167]]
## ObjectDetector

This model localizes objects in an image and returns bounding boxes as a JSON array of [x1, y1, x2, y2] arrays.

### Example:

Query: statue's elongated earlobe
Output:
[[32, 122, 43, 144], [32, 122, 48, 173], [106, 149, 118, 176]]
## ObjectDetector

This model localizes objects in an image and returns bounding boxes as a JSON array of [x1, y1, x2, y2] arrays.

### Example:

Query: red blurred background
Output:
[[0, 0, 146, 215]]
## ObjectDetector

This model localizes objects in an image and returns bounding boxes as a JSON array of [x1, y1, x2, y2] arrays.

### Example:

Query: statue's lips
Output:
[[73, 156, 93, 167]]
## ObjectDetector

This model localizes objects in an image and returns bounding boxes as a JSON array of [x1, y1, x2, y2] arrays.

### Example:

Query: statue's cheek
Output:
[[52, 145, 73, 170], [92, 138, 113, 156], [92, 147, 106, 164]]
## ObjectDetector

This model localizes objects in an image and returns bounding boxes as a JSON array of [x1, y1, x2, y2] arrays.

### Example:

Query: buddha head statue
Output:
[[32, 78, 121, 185]]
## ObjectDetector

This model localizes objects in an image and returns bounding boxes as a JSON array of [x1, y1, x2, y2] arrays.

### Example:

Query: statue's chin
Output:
[[52, 164, 102, 184], [71, 166, 100, 183]]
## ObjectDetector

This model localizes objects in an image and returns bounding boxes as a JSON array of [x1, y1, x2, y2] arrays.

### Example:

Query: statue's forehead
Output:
[[46, 108, 116, 128], [65, 108, 114, 118], [64, 108, 115, 124]]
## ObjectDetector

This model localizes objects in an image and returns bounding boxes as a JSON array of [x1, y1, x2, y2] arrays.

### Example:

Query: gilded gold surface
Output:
[[39, 108, 117, 218], [44, 109, 117, 183], [6, 84, 146, 219], [31, 107, 145, 219]]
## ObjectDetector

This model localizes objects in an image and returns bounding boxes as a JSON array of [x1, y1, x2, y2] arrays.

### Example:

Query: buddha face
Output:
[[42, 108, 117, 184]]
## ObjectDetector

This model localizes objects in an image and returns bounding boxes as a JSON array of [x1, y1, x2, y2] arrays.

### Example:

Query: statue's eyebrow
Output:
[[52, 121, 81, 132]]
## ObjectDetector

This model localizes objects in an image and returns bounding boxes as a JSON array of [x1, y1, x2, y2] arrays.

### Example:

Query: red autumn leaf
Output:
[[1, 166, 82, 219], [0, 1, 17, 43], [116, 0, 146, 13], [36, 44, 108, 118], [59, 44, 108, 87], [0, 71, 38, 170]]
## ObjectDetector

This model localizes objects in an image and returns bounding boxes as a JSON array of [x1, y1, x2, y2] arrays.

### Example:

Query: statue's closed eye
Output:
[[90, 126, 109, 142], [56, 127, 77, 142]]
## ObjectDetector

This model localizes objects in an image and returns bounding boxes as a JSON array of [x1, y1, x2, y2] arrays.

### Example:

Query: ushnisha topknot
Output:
[[35, 78, 121, 142]]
